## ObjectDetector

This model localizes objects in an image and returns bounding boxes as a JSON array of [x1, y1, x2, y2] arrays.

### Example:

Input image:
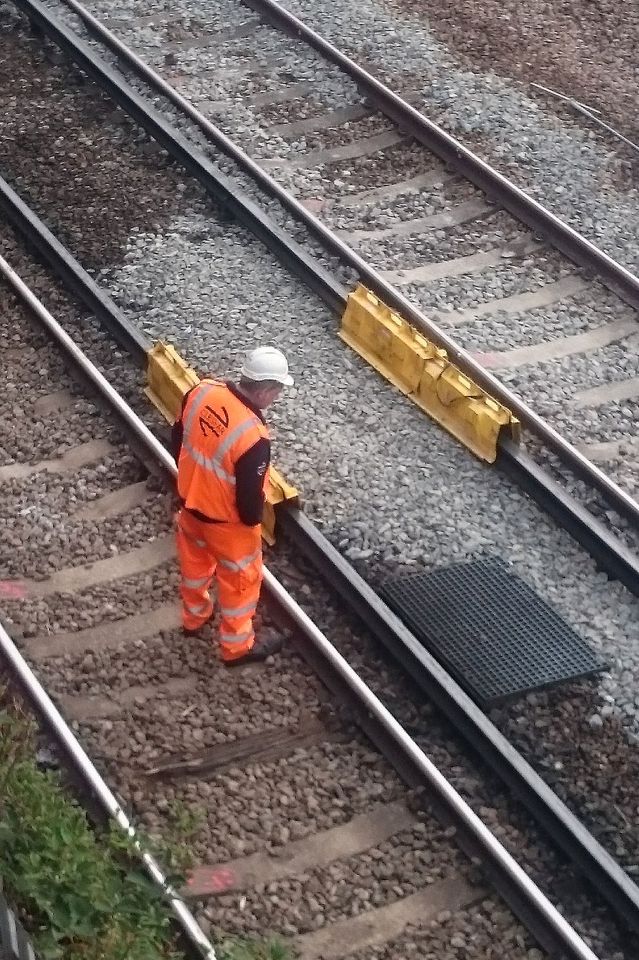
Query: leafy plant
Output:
[[217, 936, 292, 960], [0, 705, 181, 959], [0, 695, 293, 960], [161, 798, 203, 874]]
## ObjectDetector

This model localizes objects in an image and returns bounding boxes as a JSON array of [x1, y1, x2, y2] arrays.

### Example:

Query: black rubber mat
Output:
[[381, 558, 607, 706]]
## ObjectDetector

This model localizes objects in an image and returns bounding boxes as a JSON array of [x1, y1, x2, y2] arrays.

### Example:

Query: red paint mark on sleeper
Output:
[[472, 352, 500, 369], [0, 581, 28, 600], [186, 865, 236, 896]]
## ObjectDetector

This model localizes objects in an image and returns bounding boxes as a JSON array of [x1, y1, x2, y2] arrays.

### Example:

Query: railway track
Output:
[[11, 0, 639, 595], [47, 0, 639, 513], [2, 3, 639, 956], [0, 248, 611, 960]]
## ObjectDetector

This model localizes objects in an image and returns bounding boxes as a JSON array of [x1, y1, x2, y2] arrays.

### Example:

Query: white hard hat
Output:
[[241, 346, 293, 386]]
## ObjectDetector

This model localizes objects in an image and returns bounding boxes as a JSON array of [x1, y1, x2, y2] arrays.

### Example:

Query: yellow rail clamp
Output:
[[262, 466, 300, 546], [145, 341, 200, 423], [145, 341, 299, 544], [340, 285, 520, 462]]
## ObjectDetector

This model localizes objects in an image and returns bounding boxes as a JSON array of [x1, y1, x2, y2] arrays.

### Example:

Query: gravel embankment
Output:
[[49, 0, 639, 507], [390, 0, 639, 145], [1, 5, 637, 955], [1, 268, 548, 959]]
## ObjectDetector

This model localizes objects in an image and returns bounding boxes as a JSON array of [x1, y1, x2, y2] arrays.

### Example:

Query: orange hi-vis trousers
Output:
[[176, 508, 263, 661]]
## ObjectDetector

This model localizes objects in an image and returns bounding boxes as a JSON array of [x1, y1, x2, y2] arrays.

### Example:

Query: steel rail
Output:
[[0, 626, 217, 960], [15, 0, 345, 309], [0, 176, 150, 361], [0, 257, 604, 960], [280, 507, 639, 933], [3, 160, 639, 930], [242, 0, 639, 307], [3, 174, 639, 610], [0, 176, 153, 362], [1, 253, 214, 960], [48, 0, 639, 528], [4, 151, 637, 601], [4, 5, 639, 934], [3, 159, 639, 906], [10, 0, 639, 596]]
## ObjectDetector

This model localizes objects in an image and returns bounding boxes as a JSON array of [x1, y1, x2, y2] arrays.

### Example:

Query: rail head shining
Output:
[[54, 0, 639, 528], [1, 251, 600, 959]]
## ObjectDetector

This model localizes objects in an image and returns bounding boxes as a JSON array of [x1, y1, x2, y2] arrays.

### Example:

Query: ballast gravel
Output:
[[0, 176, 518, 957], [0, 3, 192, 270], [390, 0, 639, 148], [41, 631, 325, 766], [79, 0, 638, 270], [357, 896, 548, 960], [1, 562, 177, 639], [278, 0, 638, 270], [208, 822, 468, 937], [271, 552, 639, 918], [49, 0, 639, 504], [134, 739, 404, 863], [396, 254, 572, 312], [97, 203, 639, 731], [1, 5, 638, 954], [453, 285, 634, 353]]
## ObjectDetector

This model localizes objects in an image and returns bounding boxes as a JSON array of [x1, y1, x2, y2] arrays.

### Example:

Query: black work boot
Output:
[[183, 612, 214, 637], [223, 634, 282, 666]]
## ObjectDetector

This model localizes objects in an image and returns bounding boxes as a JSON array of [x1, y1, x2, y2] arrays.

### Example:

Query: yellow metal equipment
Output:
[[144, 341, 200, 422], [340, 285, 519, 462], [145, 341, 299, 543]]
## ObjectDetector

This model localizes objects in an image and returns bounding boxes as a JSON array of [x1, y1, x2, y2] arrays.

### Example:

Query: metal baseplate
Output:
[[381, 558, 608, 706], [144, 341, 299, 544], [340, 285, 520, 462]]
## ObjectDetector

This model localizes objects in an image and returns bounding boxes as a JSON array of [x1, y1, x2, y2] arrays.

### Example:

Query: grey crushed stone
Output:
[[0, 452, 147, 512], [1, 5, 636, 952], [130, 739, 404, 863], [266, 112, 394, 155], [354, 895, 544, 960], [453, 285, 634, 353], [206, 822, 468, 937], [388, 0, 638, 165], [333, 177, 481, 230], [0, 2, 194, 270], [395, 252, 572, 313], [348, 211, 523, 264], [278, 0, 639, 272], [0, 489, 171, 580], [43, 627, 323, 767], [54, 0, 639, 509], [97, 206, 639, 730], [272, 553, 639, 894], [1, 561, 177, 639]]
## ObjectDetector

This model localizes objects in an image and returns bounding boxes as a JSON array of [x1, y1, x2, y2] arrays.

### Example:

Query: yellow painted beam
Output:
[[340, 285, 520, 462]]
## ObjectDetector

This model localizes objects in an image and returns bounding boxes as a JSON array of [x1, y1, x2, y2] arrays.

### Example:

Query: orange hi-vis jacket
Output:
[[177, 380, 270, 524]]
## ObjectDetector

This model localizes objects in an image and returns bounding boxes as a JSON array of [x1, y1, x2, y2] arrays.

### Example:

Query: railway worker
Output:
[[172, 346, 293, 665]]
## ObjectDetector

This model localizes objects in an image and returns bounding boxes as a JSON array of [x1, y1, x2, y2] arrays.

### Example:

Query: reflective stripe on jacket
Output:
[[177, 380, 270, 524]]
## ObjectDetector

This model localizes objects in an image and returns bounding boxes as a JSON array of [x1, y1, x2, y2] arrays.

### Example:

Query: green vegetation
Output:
[[0, 695, 292, 960], [0, 701, 184, 959], [218, 937, 291, 960]]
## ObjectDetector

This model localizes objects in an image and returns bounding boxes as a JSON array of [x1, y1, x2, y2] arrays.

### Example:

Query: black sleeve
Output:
[[171, 387, 196, 463], [234, 437, 271, 526]]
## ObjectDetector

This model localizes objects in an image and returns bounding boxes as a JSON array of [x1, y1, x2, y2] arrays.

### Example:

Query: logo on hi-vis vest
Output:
[[199, 405, 229, 438]]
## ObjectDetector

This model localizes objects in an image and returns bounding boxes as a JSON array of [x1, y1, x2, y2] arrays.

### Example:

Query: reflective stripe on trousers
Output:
[[218, 549, 261, 572], [175, 509, 262, 658], [176, 513, 215, 631]]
